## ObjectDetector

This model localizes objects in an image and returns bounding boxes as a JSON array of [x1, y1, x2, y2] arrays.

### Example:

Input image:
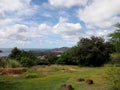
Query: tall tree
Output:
[[58, 36, 114, 66], [109, 23, 120, 53]]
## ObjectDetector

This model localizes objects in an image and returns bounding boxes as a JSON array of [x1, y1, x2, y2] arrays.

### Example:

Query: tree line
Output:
[[1, 23, 120, 67]]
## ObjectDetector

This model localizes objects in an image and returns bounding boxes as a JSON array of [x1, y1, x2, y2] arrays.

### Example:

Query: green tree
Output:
[[56, 52, 71, 65], [8, 47, 36, 67], [58, 36, 114, 66], [8, 47, 21, 60], [47, 53, 58, 64], [20, 57, 35, 67], [109, 23, 120, 53]]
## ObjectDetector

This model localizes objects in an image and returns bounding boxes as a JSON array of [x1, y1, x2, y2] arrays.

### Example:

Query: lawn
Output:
[[0, 65, 119, 90]]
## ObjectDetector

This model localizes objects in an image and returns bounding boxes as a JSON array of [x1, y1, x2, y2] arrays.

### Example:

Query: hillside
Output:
[[0, 65, 119, 90]]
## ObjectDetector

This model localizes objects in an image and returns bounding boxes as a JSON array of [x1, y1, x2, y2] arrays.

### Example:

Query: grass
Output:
[[0, 65, 119, 90]]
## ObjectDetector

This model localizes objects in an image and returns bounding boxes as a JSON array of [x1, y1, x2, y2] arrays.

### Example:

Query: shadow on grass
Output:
[[0, 81, 20, 90]]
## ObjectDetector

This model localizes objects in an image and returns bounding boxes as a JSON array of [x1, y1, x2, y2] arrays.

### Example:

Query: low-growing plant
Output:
[[0, 59, 6, 68], [35, 59, 49, 65], [24, 73, 39, 78], [6, 59, 21, 68], [20, 57, 35, 67], [111, 53, 120, 64], [104, 67, 120, 90], [0, 59, 21, 68]]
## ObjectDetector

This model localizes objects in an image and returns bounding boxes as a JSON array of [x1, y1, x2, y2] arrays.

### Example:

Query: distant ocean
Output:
[[0, 48, 50, 56]]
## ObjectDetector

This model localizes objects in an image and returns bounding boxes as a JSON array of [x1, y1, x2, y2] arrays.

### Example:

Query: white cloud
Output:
[[48, 0, 88, 8], [38, 24, 52, 33], [0, 23, 52, 45], [0, 0, 38, 20], [0, 0, 30, 12], [77, 0, 120, 28], [84, 29, 114, 38], [53, 17, 82, 42], [0, 24, 31, 42]]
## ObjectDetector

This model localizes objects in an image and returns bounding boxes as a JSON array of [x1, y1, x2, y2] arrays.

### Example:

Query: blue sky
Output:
[[0, 0, 120, 48]]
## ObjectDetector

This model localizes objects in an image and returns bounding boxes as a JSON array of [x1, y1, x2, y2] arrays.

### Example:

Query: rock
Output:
[[86, 79, 94, 85], [66, 84, 73, 90], [60, 84, 73, 90]]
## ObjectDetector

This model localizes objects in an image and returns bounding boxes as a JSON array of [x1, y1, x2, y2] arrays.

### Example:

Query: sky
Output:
[[0, 0, 120, 48]]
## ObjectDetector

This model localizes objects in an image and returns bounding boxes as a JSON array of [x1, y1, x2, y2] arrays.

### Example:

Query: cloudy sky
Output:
[[0, 0, 120, 48]]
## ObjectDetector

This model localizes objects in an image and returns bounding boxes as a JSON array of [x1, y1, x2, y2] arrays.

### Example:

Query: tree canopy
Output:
[[57, 36, 114, 66], [109, 23, 120, 53], [8, 47, 36, 67]]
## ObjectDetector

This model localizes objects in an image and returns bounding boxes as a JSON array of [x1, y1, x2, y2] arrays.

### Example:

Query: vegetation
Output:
[[58, 36, 114, 66], [7, 36, 115, 67], [8, 47, 36, 67], [104, 67, 120, 90], [109, 23, 120, 53], [0, 58, 21, 68], [1, 23, 120, 90], [0, 65, 120, 90]]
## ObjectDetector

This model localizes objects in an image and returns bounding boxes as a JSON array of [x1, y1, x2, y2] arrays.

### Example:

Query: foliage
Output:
[[20, 57, 35, 67], [57, 51, 77, 65], [58, 36, 114, 66], [110, 53, 120, 65], [0, 58, 6, 68], [8, 47, 21, 60], [24, 73, 39, 78], [47, 53, 58, 64], [0, 65, 117, 90], [0, 58, 21, 68], [5, 59, 21, 68], [57, 52, 70, 65], [109, 23, 120, 53], [8, 47, 36, 67], [104, 67, 120, 90], [36, 59, 49, 65]]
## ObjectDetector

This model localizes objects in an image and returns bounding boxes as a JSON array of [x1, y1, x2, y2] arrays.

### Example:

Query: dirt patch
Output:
[[0, 68, 26, 75]]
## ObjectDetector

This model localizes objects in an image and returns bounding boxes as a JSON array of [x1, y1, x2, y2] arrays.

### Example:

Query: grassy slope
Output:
[[0, 65, 118, 90]]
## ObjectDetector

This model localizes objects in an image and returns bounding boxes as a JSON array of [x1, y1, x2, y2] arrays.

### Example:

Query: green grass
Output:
[[0, 65, 119, 90]]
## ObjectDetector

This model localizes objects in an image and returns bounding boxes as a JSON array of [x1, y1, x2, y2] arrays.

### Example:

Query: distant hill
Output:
[[31, 47, 70, 56], [52, 47, 70, 52]]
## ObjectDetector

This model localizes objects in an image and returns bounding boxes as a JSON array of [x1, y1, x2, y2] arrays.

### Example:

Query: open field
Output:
[[0, 65, 119, 90]]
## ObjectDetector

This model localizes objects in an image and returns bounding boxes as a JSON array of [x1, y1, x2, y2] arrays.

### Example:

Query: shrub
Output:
[[20, 57, 35, 67], [47, 53, 58, 64], [0, 59, 6, 68], [36, 59, 49, 65], [8, 47, 37, 67], [6, 59, 21, 68], [111, 53, 120, 64], [0, 59, 21, 68]]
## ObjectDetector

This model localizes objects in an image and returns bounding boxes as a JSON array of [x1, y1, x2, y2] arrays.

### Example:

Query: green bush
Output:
[[6, 59, 21, 68], [8, 47, 37, 67], [36, 59, 49, 65], [0, 59, 21, 68], [20, 57, 35, 67], [0, 59, 6, 68], [111, 53, 120, 64]]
